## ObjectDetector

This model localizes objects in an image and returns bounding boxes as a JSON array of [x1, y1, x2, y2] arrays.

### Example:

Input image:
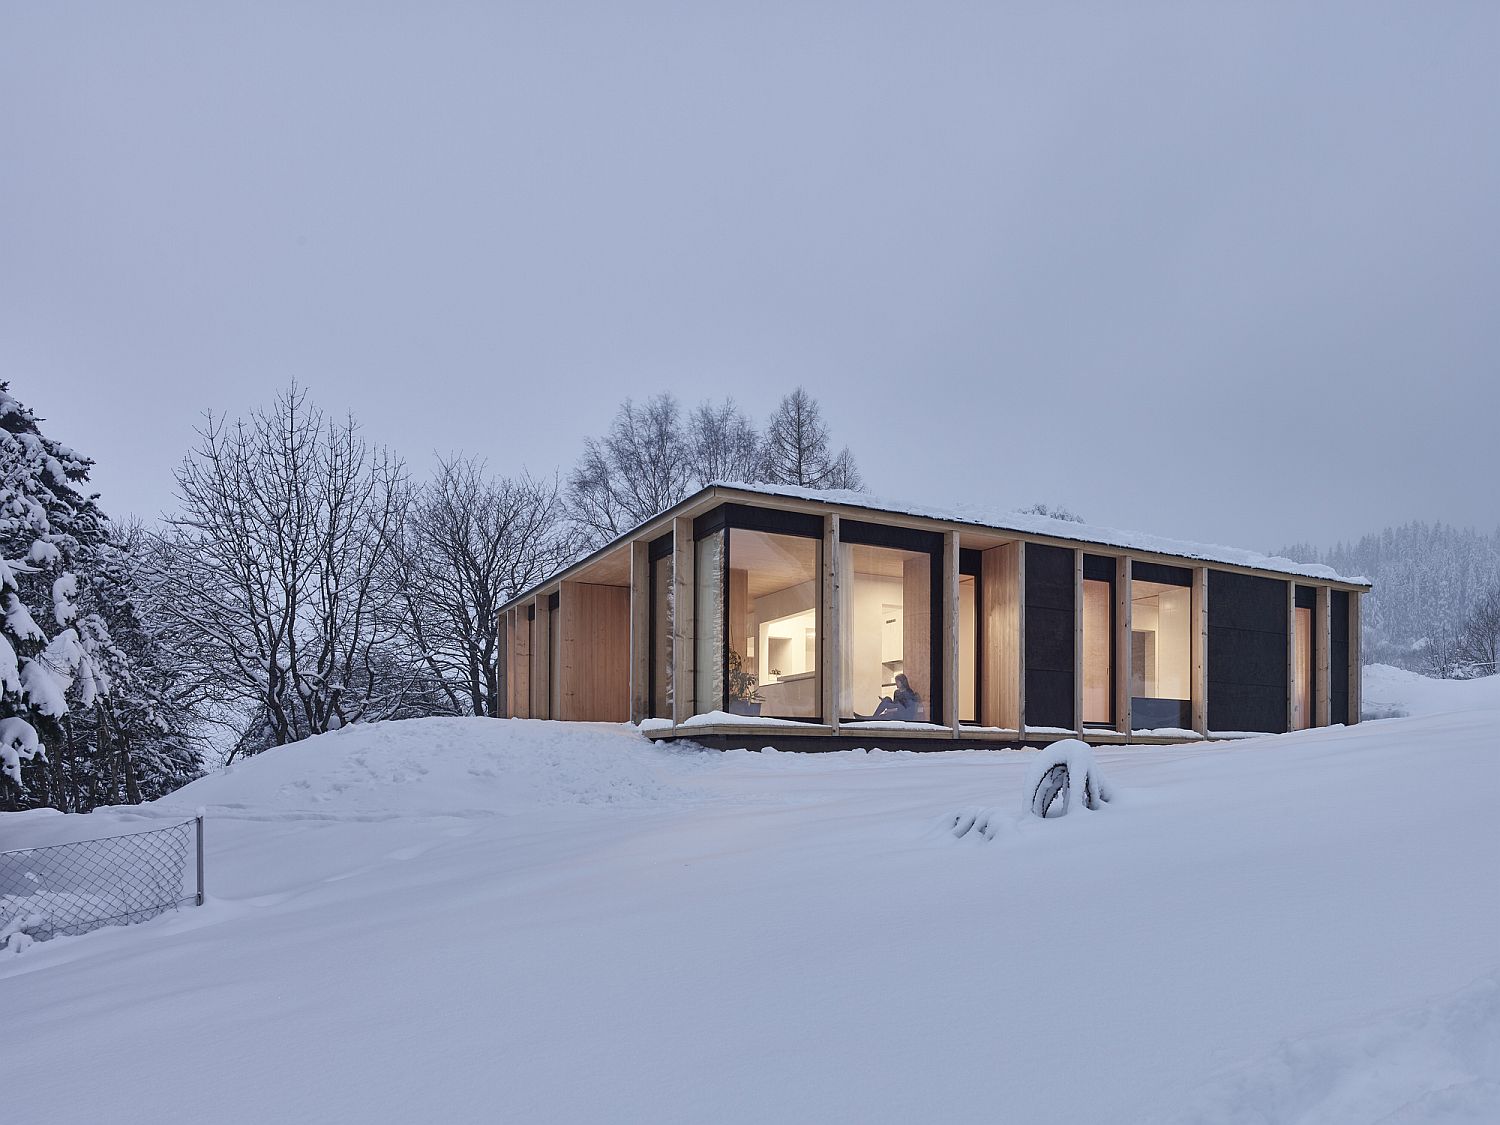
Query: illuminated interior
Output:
[[1130, 578, 1191, 729], [1082, 577, 1113, 725], [1293, 603, 1313, 730], [838, 542, 932, 721], [724, 529, 819, 719], [958, 571, 977, 724]]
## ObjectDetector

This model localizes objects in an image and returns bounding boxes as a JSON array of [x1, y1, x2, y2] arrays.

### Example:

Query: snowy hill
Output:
[[4, 695, 1499, 1123]]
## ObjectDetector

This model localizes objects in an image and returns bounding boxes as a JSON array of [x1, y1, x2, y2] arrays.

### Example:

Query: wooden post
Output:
[[1115, 557, 1131, 738], [510, 607, 531, 719], [1192, 567, 1209, 736], [1349, 591, 1362, 725], [946, 531, 962, 735], [1073, 548, 1085, 737], [1315, 586, 1332, 728], [671, 516, 696, 725], [628, 541, 650, 723], [822, 514, 840, 731], [531, 594, 550, 719], [1290, 585, 1302, 735]]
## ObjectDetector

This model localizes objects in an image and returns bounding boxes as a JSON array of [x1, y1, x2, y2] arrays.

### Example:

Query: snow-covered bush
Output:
[[1022, 739, 1114, 818]]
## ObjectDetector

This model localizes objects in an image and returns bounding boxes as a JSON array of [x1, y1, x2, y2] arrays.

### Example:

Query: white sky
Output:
[[3, 2, 1496, 552]]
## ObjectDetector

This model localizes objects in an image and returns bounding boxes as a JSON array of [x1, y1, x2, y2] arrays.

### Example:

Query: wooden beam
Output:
[[628, 540, 650, 723], [1315, 585, 1332, 728], [1115, 557, 1131, 737], [1191, 567, 1209, 736], [946, 531, 962, 733], [822, 514, 840, 731], [1349, 591, 1362, 725], [671, 516, 696, 725]]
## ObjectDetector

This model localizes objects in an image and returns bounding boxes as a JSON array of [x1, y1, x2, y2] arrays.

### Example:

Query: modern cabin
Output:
[[498, 484, 1369, 751]]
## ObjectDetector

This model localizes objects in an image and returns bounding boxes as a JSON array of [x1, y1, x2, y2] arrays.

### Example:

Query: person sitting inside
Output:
[[859, 673, 922, 722]]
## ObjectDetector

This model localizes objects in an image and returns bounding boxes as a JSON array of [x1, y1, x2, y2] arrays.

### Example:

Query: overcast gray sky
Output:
[[3, 2, 1496, 553]]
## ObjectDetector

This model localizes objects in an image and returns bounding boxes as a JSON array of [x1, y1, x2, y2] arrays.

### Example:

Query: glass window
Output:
[[723, 529, 819, 719], [839, 542, 934, 721], [650, 549, 672, 718], [695, 531, 725, 716], [1293, 604, 1313, 730], [1082, 577, 1113, 725], [958, 572, 978, 724], [1130, 579, 1191, 730]]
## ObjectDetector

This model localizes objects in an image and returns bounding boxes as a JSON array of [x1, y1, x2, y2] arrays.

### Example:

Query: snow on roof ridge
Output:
[[707, 481, 1370, 585]]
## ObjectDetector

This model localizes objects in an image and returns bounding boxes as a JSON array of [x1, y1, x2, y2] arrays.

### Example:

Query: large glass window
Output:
[[723, 529, 820, 719], [1293, 599, 1314, 730], [1082, 571, 1113, 726], [649, 542, 673, 718], [839, 539, 937, 722], [1130, 571, 1192, 730]]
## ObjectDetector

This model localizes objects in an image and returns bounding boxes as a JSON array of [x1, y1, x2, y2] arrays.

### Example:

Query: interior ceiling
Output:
[[727, 531, 818, 600]]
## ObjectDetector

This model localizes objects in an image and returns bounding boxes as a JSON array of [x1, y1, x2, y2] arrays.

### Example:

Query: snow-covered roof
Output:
[[507, 482, 1369, 610], [705, 482, 1371, 586]]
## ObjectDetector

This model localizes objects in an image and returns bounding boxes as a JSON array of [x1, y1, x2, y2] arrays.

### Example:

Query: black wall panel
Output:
[[1329, 590, 1350, 725], [1208, 571, 1288, 734], [1025, 544, 1075, 729]]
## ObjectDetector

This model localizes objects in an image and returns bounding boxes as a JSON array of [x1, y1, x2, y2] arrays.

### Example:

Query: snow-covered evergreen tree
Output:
[[0, 385, 115, 810]]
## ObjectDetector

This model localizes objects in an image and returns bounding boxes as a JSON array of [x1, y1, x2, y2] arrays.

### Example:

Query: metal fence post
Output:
[[195, 814, 205, 906]]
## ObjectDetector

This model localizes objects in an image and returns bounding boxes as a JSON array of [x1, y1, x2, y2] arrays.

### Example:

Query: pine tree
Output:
[[761, 388, 862, 490], [0, 385, 115, 810]]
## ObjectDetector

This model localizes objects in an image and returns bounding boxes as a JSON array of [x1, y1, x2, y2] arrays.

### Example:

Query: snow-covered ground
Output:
[[4, 679, 1498, 1123]]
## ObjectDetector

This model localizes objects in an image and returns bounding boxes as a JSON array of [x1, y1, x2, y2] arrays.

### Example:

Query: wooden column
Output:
[[1073, 549, 1085, 736], [530, 594, 550, 719], [945, 531, 961, 733], [1286, 582, 1298, 733], [1191, 567, 1209, 736], [1115, 557, 1131, 737], [822, 514, 840, 731], [1349, 592, 1362, 725], [628, 540, 650, 723], [496, 609, 509, 718], [980, 541, 1023, 732], [1315, 586, 1332, 728], [510, 607, 531, 719], [671, 516, 696, 725]]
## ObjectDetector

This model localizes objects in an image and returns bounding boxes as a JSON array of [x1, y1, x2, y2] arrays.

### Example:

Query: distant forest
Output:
[[1283, 523, 1500, 676]]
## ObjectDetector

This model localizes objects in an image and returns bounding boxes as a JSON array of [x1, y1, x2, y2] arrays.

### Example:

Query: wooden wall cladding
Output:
[[1207, 570, 1289, 734], [981, 543, 1021, 730], [559, 581, 631, 722]]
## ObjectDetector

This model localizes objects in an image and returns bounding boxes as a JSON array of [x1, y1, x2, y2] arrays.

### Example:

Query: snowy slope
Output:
[[4, 701, 1498, 1123]]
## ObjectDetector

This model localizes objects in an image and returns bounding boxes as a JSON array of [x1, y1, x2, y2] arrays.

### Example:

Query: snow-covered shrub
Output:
[[1022, 739, 1114, 819]]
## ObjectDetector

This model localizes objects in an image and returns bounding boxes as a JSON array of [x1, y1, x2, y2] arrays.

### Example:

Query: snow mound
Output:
[[1166, 971, 1500, 1124], [158, 718, 700, 820], [1362, 664, 1500, 721], [1022, 738, 1114, 818]]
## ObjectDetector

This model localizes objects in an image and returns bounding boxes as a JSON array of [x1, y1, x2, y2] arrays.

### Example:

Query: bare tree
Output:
[[1459, 583, 1500, 674], [761, 387, 862, 490], [688, 398, 763, 485], [148, 386, 411, 758], [566, 394, 694, 549], [1017, 503, 1085, 523], [387, 459, 573, 716]]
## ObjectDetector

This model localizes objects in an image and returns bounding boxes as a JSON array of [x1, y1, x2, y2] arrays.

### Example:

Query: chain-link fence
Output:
[[0, 816, 204, 947]]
